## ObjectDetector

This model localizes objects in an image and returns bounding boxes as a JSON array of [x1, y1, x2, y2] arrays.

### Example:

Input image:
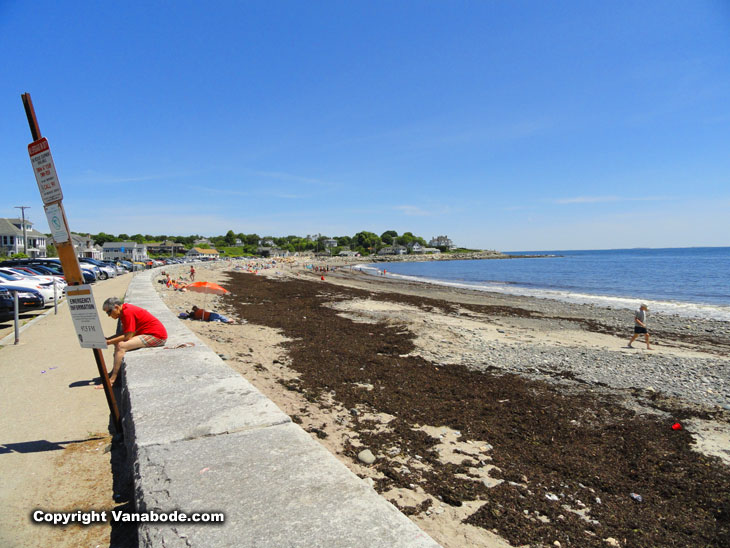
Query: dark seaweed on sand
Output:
[[223, 272, 730, 548]]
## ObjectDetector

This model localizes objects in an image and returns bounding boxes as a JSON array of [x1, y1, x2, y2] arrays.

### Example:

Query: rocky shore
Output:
[[156, 261, 730, 548], [368, 250, 509, 262]]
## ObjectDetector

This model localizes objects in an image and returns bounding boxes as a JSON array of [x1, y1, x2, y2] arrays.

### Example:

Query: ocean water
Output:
[[360, 247, 730, 321]]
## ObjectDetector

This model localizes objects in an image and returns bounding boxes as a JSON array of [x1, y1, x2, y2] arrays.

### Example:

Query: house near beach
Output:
[[257, 246, 289, 258], [0, 217, 47, 258], [186, 247, 220, 260], [103, 241, 148, 262], [377, 245, 407, 256], [71, 233, 103, 259], [146, 240, 187, 256], [428, 235, 456, 250]]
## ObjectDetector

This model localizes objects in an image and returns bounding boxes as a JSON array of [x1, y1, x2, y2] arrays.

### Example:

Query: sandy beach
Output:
[[156, 259, 730, 547]]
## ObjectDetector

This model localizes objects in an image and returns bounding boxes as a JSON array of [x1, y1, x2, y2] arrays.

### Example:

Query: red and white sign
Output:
[[28, 138, 63, 204]]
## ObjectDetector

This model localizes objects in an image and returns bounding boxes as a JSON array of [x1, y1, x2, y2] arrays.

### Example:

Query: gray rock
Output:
[[358, 449, 376, 465]]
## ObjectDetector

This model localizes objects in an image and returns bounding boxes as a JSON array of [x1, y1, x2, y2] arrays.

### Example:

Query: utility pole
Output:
[[14, 206, 30, 255]]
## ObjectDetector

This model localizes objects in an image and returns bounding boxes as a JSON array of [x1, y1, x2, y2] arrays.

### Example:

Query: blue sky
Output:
[[2, 1, 729, 251]]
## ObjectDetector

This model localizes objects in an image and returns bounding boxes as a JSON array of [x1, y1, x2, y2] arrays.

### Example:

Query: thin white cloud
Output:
[[252, 170, 335, 187], [554, 196, 674, 204], [72, 169, 202, 185], [184, 185, 251, 197], [393, 205, 430, 216]]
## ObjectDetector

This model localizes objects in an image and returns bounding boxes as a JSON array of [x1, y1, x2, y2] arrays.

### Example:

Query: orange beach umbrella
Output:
[[186, 281, 230, 295]]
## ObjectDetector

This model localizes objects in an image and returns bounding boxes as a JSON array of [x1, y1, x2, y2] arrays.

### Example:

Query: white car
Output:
[[0, 270, 60, 306], [1, 267, 67, 291]]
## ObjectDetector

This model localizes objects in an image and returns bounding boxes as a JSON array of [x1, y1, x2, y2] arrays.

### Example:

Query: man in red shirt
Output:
[[102, 297, 167, 386]]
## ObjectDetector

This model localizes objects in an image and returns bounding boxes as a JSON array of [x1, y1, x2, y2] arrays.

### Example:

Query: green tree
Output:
[[46, 243, 58, 257], [380, 230, 398, 245], [244, 234, 260, 246], [395, 231, 416, 246], [92, 232, 117, 246], [353, 231, 382, 254], [118, 233, 129, 241], [225, 230, 236, 246], [130, 234, 145, 244]]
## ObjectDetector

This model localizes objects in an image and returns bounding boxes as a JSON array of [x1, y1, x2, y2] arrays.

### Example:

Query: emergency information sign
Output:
[[28, 137, 63, 204], [66, 286, 107, 349]]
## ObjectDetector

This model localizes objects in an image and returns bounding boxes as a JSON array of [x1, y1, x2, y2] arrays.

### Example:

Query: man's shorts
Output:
[[634, 326, 648, 334], [139, 335, 166, 347]]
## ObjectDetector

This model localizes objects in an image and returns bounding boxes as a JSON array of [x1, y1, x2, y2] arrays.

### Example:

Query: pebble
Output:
[[358, 449, 376, 465], [466, 329, 729, 409]]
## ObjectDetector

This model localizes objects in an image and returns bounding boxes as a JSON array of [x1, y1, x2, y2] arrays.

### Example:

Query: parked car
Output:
[[79, 258, 116, 279], [118, 260, 145, 272], [1, 259, 97, 284], [0, 285, 45, 319], [0, 271, 58, 306], [32, 259, 98, 283], [0, 267, 66, 298], [101, 261, 125, 275], [7, 265, 65, 283], [0, 288, 13, 319]]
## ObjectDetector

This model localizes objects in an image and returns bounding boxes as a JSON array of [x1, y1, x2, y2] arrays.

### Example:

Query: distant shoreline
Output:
[[363, 250, 554, 263]]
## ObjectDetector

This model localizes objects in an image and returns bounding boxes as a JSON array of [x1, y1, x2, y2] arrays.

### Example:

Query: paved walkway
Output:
[[0, 274, 132, 547]]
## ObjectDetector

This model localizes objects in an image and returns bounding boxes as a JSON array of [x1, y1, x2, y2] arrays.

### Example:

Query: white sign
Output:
[[66, 285, 107, 349], [28, 138, 63, 204], [44, 203, 70, 244]]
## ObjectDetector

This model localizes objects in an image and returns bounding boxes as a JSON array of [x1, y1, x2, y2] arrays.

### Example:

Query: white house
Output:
[[71, 233, 103, 259], [103, 241, 148, 262], [377, 245, 407, 256], [0, 218, 47, 258], [428, 235, 455, 249], [186, 247, 220, 259]]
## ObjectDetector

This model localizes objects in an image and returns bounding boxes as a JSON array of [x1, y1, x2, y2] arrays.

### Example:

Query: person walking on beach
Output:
[[102, 297, 168, 386], [627, 303, 652, 350], [190, 265, 196, 281]]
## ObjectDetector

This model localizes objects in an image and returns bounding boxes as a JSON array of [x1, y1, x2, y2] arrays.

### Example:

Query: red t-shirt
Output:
[[120, 303, 167, 340]]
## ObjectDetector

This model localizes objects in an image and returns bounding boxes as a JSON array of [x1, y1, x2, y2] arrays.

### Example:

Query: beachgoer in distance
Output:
[[190, 265, 196, 281], [186, 305, 235, 324], [627, 303, 652, 350], [102, 297, 168, 386]]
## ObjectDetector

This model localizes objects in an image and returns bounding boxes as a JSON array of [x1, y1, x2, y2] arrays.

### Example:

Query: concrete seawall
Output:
[[120, 269, 440, 547]]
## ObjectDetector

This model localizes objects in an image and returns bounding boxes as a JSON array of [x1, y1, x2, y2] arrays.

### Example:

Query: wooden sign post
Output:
[[21, 93, 122, 433]]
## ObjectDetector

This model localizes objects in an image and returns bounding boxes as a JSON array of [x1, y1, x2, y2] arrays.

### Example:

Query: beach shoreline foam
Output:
[[156, 259, 730, 548]]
